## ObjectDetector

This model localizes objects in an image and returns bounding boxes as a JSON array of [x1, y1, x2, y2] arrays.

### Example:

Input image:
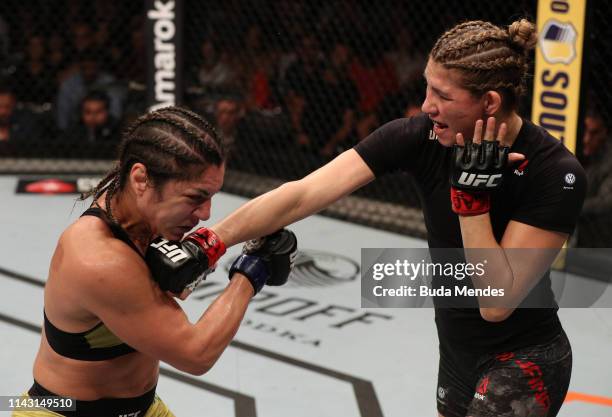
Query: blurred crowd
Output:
[[0, 1, 143, 157], [0, 0, 609, 247], [0, 1, 428, 160]]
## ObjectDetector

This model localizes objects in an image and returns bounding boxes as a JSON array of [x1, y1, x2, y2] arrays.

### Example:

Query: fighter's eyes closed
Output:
[[186, 194, 209, 205], [426, 84, 452, 101]]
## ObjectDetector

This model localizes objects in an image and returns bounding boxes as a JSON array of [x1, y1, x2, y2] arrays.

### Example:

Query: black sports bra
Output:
[[43, 207, 138, 360]]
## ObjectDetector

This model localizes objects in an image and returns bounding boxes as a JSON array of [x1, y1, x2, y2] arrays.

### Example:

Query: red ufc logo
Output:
[[476, 376, 490, 395]]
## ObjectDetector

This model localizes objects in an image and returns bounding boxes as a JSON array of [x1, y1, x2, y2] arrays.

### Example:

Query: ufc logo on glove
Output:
[[149, 239, 189, 263], [456, 172, 503, 188], [450, 140, 509, 216]]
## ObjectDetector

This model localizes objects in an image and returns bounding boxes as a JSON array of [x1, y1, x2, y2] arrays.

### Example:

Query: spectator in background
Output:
[[376, 79, 426, 125], [14, 34, 56, 105], [55, 21, 94, 80], [92, 1, 119, 50], [197, 38, 238, 92], [239, 25, 278, 111], [214, 95, 246, 155], [115, 16, 146, 85], [62, 21, 112, 79], [576, 105, 612, 247], [48, 32, 68, 83], [56, 48, 125, 130], [386, 27, 426, 88], [69, 21, 95, 57], [271, 2, 308, 82], [401, 79, 426, 118], [62, 90, 119, 144], [302, 40, 358, 157], [0, 84, 43, 142], [349, 41, 399, 140], [283, 34, 324, 146]]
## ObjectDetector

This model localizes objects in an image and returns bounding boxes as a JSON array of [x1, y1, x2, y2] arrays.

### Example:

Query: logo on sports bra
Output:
[[118, 411, 141, 417], [150, 239, 189, 263]]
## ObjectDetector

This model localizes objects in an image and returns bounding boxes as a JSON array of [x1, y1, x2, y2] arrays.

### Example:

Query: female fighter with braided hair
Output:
[[210, 19, 585, 417], [14, 106, 297, 416]]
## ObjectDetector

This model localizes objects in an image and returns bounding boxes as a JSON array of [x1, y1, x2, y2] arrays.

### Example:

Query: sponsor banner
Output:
[[361, 248, 612, 308], [531, 0, 587, 152], [16, 177, 101, 195], [146, 0, 184, 111]]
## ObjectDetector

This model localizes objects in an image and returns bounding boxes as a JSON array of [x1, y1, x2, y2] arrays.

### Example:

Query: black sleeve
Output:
[[512, 154, 587, 234], [353, 114, 430, 177]]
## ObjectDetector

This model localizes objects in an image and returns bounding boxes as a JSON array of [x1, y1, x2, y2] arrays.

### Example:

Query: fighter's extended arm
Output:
[[212, 149, 374, 247]]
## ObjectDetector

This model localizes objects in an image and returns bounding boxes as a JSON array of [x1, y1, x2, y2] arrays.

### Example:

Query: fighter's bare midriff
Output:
[[33, 333, 158, 400]]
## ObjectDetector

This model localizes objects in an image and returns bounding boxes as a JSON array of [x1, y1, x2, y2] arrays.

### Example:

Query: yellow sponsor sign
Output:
[[532, 0, 587, 153]]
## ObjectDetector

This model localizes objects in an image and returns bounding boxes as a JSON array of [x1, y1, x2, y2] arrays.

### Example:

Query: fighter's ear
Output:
[[483, 91, 502, 116], [130, 163, 150, 196]]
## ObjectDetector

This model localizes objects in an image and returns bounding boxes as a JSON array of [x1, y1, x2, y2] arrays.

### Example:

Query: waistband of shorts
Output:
[[28, 380, 156, 417]]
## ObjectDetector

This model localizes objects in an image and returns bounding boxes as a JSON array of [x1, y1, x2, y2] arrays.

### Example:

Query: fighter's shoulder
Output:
[[359, 113, 432, 154], [524, 121, 583, 170], [59, 216, 146, 282], [377, 113, 432, 138], [520, 122, 586, 193]]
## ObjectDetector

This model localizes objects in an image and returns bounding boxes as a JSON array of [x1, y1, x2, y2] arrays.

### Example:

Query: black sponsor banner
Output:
[[16, 178, 101, 195], [145, 0, 184, 111]]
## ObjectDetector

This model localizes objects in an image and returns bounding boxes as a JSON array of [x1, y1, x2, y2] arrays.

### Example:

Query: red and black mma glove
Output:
[[229, 229, 298, 295], [145, 228, 226, 295], [450, 141, 509, 216]]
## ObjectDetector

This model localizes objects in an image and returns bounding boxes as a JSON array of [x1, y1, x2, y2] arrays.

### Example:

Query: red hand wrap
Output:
[[450, 188, 490, 216], [184, 228, 227, 266]]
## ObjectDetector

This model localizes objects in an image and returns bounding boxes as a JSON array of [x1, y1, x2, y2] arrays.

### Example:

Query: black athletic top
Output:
[[354, 113, 586, 354], [43, 207, 138, 361]]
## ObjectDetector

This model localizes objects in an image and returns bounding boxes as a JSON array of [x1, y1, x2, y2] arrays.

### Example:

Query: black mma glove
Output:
[[229, 229, 298, 294], [450, 141, 509, 216], [145, 228, 226, 296]]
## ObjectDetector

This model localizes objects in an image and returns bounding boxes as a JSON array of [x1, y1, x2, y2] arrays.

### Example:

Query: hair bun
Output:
[[508, 19, 537, 51]]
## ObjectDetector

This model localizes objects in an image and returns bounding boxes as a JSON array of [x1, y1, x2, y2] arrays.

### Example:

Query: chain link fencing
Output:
[[0, 0, 609, 243]]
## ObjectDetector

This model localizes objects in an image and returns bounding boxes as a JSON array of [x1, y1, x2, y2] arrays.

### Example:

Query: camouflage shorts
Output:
[[437, 331, 572, 417]]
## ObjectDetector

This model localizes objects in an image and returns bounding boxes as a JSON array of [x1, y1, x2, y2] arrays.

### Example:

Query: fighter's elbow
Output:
[[163, 336, 219, 376], [182, 362, 213, 376], [480, 307, 514, 322], [172, 352, 216, 376]]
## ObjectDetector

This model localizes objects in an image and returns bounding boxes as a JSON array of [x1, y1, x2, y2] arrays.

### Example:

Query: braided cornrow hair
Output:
[[81, 106, 226, 223], [430, 18, 537, 110]]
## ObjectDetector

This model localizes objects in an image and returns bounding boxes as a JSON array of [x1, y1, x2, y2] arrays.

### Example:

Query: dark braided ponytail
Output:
[[81, 106, 226, 222]]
